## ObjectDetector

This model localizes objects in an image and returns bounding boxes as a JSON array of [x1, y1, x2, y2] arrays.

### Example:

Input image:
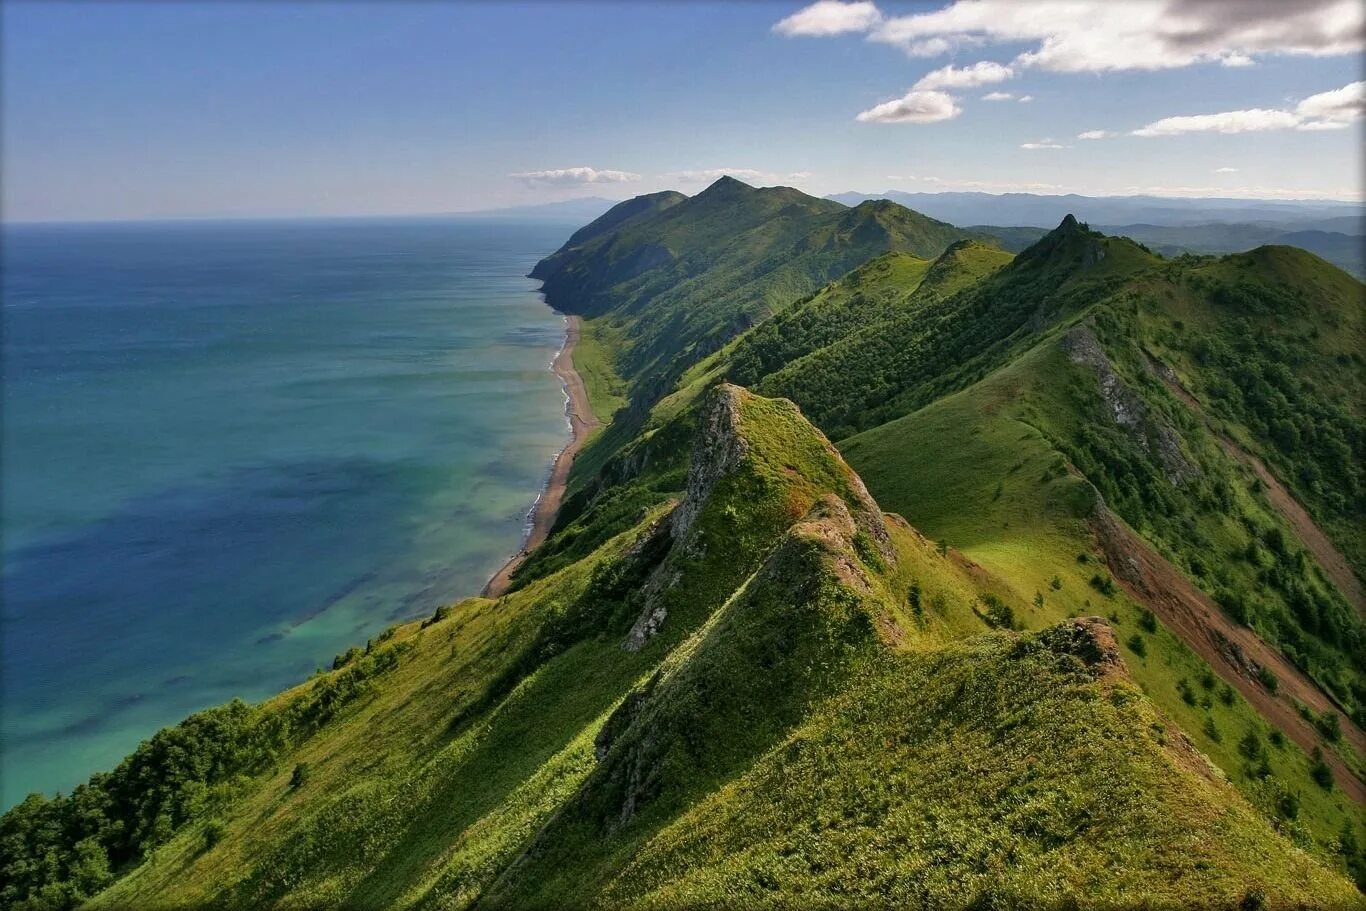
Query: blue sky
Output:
[[3, 1, 1362, 221]]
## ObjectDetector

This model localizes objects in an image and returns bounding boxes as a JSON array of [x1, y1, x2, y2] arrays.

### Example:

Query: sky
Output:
[[2, 0, 1363, 222]]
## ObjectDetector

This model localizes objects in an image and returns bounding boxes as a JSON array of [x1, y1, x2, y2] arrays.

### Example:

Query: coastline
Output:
[[483, 313, 599, 598]]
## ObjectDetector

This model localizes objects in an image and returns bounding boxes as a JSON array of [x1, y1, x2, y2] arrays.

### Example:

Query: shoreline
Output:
[[483, 312, 599, 598]]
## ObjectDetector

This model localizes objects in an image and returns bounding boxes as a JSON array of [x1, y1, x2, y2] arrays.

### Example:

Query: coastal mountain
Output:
[[5, 178, 1364, 910], [530, 177, 986, 408]]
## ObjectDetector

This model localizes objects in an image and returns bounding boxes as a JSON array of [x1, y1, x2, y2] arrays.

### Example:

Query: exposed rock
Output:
[[1062, 325, 1200, 486], [1036, 617, 1125, 678], [624, 385, 751, 651], [669, 383, 750, 545]]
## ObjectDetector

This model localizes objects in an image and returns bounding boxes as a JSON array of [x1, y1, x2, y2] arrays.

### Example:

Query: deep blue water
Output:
[[1, 217, 574, 807]]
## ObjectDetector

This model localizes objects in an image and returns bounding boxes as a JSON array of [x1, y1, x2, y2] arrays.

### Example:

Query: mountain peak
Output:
[[697, 174, 757, 197]]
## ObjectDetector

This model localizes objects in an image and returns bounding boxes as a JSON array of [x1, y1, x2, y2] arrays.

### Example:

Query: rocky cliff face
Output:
[[625, 383, 893, 652], [1062, 325, 1200, 486]]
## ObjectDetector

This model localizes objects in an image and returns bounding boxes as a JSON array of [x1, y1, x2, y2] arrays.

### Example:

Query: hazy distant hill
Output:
[[831, 190, 1362, 231], [973, 220, 1365, 277], [458, 196, 622, 222]]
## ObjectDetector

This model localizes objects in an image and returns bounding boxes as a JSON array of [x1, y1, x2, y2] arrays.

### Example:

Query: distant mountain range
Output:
[[967, 220, 1364, 277], [458, 196, 622, 222], [827, 190, 1363, 231]]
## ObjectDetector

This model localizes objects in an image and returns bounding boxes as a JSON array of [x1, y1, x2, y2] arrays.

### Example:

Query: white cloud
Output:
[[1296, 119, 1351, 131], [509, 167, 641, 187], [667, 168, 768, 184], [982, 91, 1014, 101], [1214, 166, 1240, 173], [774, 0, 881, 36], [913, 60, 1013, 90], [1017, 94, 1034, 102], [1133, 81, 1365, 135], [856, 89, 960, 123], [1295, 80, 1365, 123], [1020, 139, 1068, 149], [778, 0, 1362, 73], [1132, 108, 1301, 136], [1076, 129, 1115, 139]]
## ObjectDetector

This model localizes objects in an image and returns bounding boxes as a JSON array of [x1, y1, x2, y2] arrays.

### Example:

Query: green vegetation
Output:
[[5, 180, 1363, 909]]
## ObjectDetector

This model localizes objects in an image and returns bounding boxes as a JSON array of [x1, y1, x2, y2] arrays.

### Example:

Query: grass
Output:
[[571, 316, 629, 426], [12, 201, 1364, 909], [841, 338, 1366, 871]]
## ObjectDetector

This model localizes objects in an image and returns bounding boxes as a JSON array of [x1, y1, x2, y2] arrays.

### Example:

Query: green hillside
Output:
[[9, 386, 1360, 910], [5, 183, 1364, 910], [532, 177, 986, 406]]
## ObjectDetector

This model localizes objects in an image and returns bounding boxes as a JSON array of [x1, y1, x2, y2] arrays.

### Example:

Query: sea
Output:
[[1, 217, 576, 807]]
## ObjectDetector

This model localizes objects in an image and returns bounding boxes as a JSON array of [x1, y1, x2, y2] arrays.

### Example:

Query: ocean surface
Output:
[[1, 217, 575, 807]]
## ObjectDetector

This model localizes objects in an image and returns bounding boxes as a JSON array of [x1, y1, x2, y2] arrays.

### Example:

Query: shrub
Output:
[[202, 819, 227, 852], [1238, 730, 1264, 762], [1137, 609, 1157, 634], [1177, 678, 1197, 706], [1125, 634, 1147, 658], [1089, 573, 1116, 597], [290, 762, 311, 790], [1255, 665, 1279, 694], [1309, 747, 1333, 790], [1314, 711, 1342, 743], [1202, 716, 1222, 743], [978, 594, 1016, 630]]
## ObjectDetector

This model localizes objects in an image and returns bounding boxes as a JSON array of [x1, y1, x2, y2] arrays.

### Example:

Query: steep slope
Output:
[[755, 217, 1153, 437], [12, 388, 1352, 911], [825, 236, 1366, 873]]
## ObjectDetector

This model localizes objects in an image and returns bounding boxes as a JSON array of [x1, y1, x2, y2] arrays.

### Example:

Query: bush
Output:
[[1137, 609, 1157, 634], [1177, 678, 1197, 706], [1309, 747, 1334, 790], [978, 594, 1016, 630], [290, 762, 311, 790], [202, 819, 227, 852], [1125, 634, 1147, 658], [1314, 711, 1342, 743], [1089, 573, 1116, 597], [1255, 665, 1279, 694], [1202, 716, 1221, 743]]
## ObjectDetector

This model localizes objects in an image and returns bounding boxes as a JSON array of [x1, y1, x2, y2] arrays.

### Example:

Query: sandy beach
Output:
[[484, 314, 600, 597]]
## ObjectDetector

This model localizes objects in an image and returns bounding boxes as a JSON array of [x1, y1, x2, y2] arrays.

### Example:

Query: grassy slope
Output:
[[10, 200, 1363, 909], [535, 178, 984, 407], [70, 387, 1358, 910], [842, 342, 1366, 863]]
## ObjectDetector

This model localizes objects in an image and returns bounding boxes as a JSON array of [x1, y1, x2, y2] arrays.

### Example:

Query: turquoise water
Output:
[[1, 218, 573, 807]]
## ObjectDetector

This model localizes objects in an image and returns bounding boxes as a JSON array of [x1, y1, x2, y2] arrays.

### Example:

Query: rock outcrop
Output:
[[1062, 325, 1200, 485]]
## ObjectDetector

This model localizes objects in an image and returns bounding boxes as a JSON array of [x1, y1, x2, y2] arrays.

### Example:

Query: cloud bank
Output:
[[509, 167, 641, 186], [1133, 80, 1364, 135], [778, 0, 1363, 72], [774, 0, 881, 36], [856, 89, 960, 123]]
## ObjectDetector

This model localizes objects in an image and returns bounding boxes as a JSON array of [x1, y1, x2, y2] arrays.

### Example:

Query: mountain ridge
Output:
[[5, 178, 1364, 910]]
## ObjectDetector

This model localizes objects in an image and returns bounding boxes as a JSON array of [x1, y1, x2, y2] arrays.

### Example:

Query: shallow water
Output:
[[1, 217, 573, 806]]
